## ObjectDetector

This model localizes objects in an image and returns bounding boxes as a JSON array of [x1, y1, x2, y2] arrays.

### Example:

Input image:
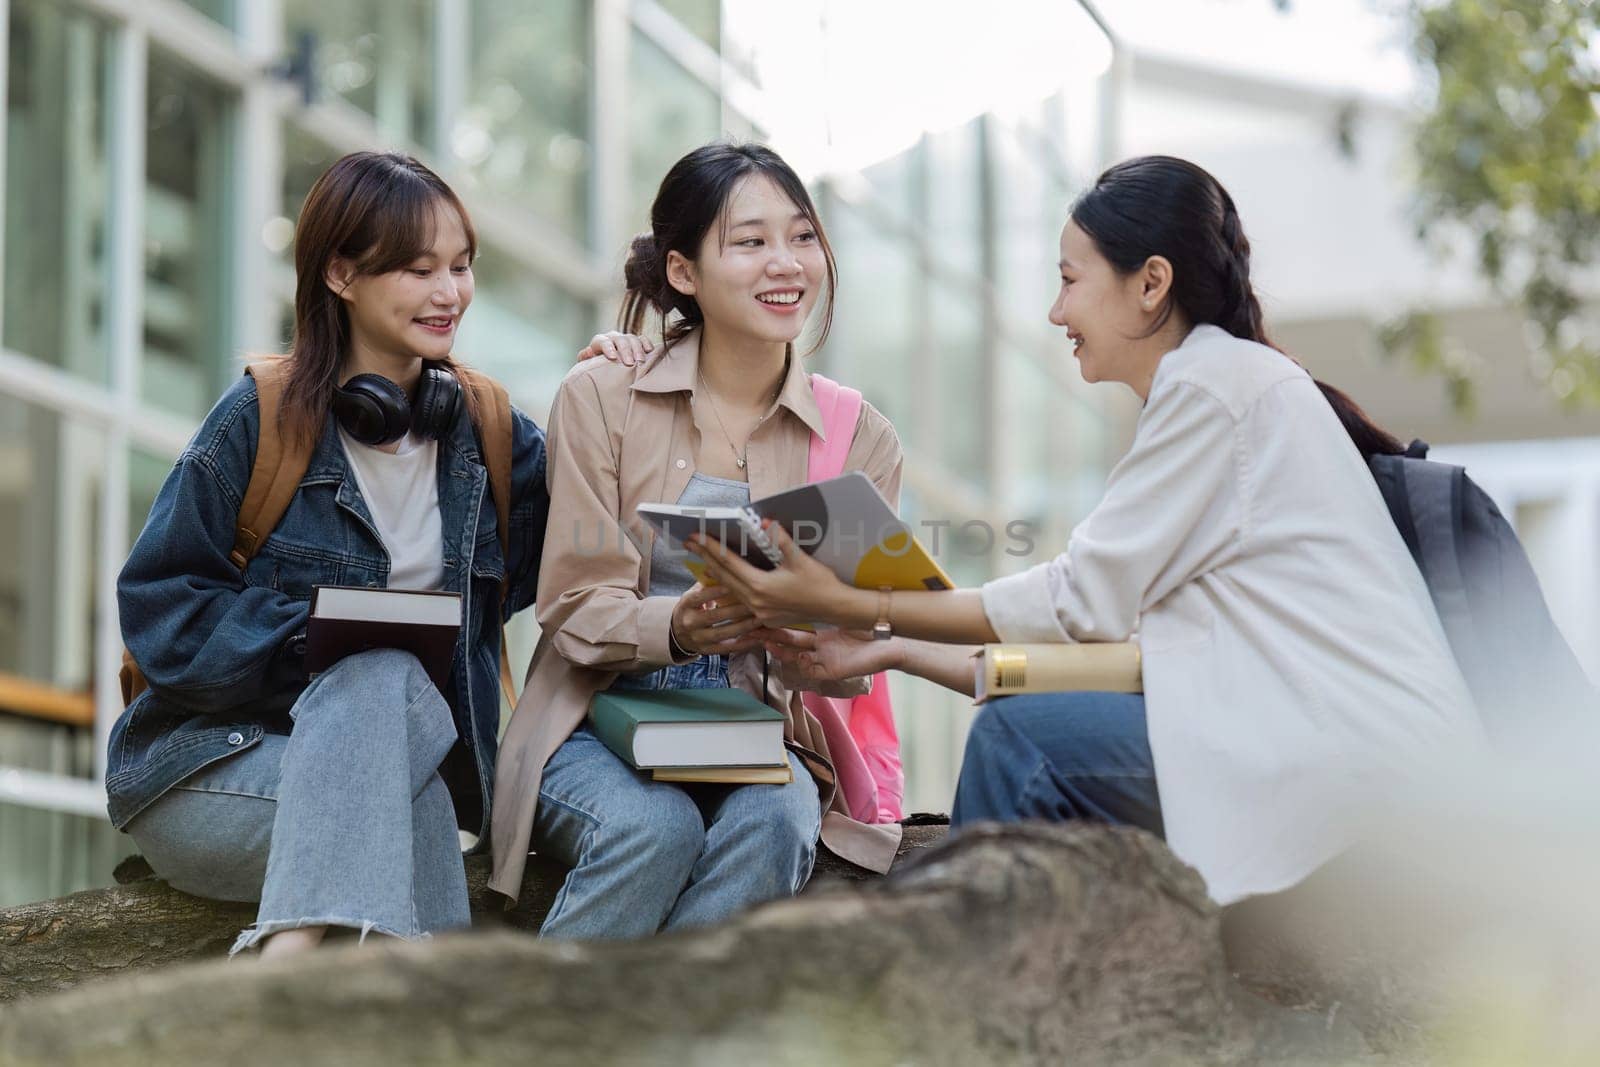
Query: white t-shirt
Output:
[[338, 429, 445, 591]]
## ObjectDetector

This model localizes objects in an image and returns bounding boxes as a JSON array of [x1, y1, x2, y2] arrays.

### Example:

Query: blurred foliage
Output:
[[1398, 0, 1600, 408], [1378, 309, 1480, 415]]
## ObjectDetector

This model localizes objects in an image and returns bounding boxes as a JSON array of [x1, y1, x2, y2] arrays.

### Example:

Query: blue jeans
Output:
[[534, 655, 821, 940], [125, 649, 471, 954], [951, 691, 1165, 837]]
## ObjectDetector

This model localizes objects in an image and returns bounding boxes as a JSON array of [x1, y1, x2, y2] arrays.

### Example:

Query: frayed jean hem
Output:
[[229, 916, 423, 957]]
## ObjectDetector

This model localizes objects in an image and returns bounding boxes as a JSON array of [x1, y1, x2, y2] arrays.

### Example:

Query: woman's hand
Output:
[[765, 627, 904, 686], [577, 331, 655, 366], [669, 582, 771, 656], [688, 519, 864, 629]]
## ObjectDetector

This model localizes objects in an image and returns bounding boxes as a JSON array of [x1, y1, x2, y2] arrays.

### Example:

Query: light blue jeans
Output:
[[535, 654, 822, 940], [125, 648, 471, 954]]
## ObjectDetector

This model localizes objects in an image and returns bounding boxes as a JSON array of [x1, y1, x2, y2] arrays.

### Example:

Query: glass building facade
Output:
[[0, 0, 1115, 906]]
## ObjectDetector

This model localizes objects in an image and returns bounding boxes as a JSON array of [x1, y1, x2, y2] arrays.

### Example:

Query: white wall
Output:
[[1432, 440, 1600, 682]]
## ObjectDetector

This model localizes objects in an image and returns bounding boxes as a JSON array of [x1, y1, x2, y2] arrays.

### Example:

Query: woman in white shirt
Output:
[[687, 155, 1484, 905]]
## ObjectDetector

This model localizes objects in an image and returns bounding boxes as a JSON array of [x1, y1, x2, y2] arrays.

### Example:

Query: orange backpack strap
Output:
[[123, 359, 314, 708], [458, 366, 518, 707], [119, 648, 146, 707], [233, 358, 317, 570], [459, 367, 513, 568]]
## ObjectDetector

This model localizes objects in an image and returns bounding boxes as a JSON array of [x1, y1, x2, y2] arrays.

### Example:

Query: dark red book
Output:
[[305, 586, 462, 693]]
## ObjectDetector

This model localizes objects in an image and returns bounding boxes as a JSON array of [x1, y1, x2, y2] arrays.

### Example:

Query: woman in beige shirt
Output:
[[687, 155, 1482, 906], [488, 143, 907, 932]]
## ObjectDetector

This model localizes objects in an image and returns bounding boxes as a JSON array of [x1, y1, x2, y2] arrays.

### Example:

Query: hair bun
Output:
[[623, 233, 661, 293]]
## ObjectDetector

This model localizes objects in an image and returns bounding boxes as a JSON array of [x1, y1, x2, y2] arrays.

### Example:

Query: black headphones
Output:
[[332, 361, 463, 447]]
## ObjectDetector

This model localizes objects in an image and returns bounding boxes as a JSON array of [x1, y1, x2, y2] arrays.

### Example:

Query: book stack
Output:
[[588, 688, 792, 784], [624, 472, 952, 782]]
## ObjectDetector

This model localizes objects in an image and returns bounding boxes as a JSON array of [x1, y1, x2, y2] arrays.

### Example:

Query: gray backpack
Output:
[[1370, 441, 1595, 739]]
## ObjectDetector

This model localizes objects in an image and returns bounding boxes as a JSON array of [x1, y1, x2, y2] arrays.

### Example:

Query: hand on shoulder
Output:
[[577, 331, 655, 367]]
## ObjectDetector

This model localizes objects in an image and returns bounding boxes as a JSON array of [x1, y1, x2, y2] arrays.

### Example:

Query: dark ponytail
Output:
[[619, 232, 689, 340], [1071, 155, 1404, 458], [619, 141, 837, 350]]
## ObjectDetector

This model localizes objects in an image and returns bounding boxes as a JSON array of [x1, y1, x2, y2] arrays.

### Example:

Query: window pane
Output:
[[457, 250, 593, 422], [1001, 350, 1098, 561], [3, 0, 112, 383], [657, 0, 720, 50], [992, 122, 1064, 340], [629, 33, 721, 228], [281, 123, 342, 223], [862, 148, 922, 231], [274, 124, 340, 323], [931, 278, 987, 488], [0, 799, 132, 908], [462, 1, 590, 242], [901, 483, 991, 587], [825, 202, 920, 438], [178, 0, 234, 31], [926, 120, 984, 274], [282, 0, 434, 148], [128, 447, 175, 543], [143, 54, 231, 418], [0, 396, 101, 691], [942, 510, 1002, 588], [722, 108, 761, 145]]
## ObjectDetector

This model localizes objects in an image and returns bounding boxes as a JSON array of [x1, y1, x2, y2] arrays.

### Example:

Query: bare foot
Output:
[[258, 925, 327, 960]]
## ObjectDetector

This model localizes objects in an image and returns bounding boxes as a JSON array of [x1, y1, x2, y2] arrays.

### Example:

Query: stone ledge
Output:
[[0, 821, 952, 1003], [0, 823, 1348, 1066]]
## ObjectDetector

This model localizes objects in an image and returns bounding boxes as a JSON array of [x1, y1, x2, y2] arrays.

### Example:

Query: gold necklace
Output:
[[697, 369, 780, 470]]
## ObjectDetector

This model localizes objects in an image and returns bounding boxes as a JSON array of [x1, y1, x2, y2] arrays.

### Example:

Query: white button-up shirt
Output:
[[982, 324, 1483, 904]]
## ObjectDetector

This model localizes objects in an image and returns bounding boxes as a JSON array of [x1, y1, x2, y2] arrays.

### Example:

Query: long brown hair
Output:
[[620, 141, 838, 352], [1071, 155, 1406, 458], [279, 151, 480, 445]]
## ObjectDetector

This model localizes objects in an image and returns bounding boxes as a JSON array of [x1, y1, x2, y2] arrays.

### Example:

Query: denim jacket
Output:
[[108, 372, 548, 842]]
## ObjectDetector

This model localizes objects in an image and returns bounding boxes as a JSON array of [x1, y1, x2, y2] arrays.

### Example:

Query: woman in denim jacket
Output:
[[110, 152, 549, 958]]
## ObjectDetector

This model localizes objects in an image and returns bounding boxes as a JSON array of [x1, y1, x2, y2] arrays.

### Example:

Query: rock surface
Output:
[[0, 824, 1339, 1066], [0, 822, 949, 1003]]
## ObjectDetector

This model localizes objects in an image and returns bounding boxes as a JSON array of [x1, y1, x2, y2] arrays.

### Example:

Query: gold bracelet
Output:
[[871, 586, 893, 641]]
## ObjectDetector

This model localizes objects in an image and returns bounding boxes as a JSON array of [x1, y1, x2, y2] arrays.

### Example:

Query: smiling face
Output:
[[665, 174, 827, 347], [1049, 219, 1160, 388], [331, 197, 475, 369]]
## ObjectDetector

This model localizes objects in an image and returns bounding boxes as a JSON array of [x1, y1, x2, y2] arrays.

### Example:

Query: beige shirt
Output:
[[980, 325, 1484, 904], [490, 331, 906, 901]]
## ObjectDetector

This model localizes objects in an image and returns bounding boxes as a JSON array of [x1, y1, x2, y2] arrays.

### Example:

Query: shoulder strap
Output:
[[232, 358, 317, 570], [457, 366, 517, 707], [1398, 457, 1491, 710], [458, 366, 513, 570], [807, 373, 864, 483], [1402, 457, 1470, 624], [1368, 453, 1422, 565]]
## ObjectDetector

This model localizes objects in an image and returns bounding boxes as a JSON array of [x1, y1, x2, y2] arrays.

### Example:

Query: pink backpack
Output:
[[802, 375, 905, 824]]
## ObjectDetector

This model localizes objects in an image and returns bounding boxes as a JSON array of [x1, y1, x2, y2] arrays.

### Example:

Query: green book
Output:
[[588, 688, 787, 770]]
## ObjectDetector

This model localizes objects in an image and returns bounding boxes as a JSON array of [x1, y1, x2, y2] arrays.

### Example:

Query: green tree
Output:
[[1399, 0, 1600, 409]]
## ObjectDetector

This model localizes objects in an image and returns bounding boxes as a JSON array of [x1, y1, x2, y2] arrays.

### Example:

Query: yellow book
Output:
[[640, 472, 955, 596], [652, 762, 794, 785], [972, 643, 1143, 703]]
